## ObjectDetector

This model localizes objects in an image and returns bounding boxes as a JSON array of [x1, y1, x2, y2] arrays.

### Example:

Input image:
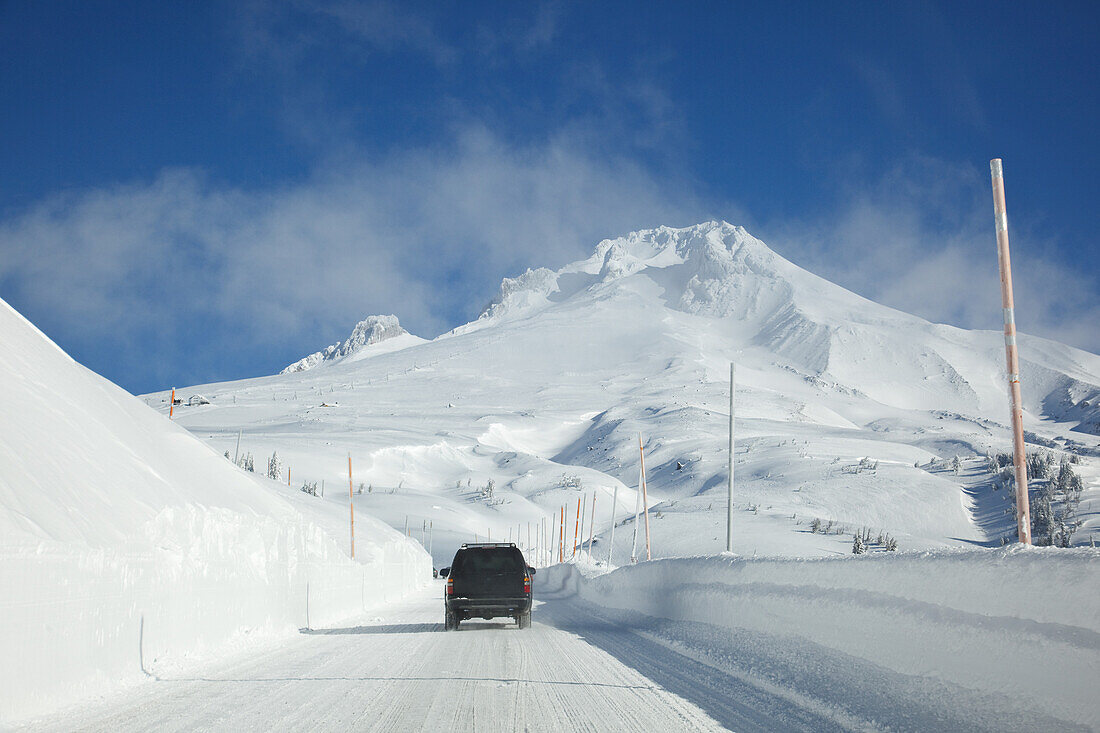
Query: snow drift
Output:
[[0, 299, 431, 725], [538, 549, 1100, 729]]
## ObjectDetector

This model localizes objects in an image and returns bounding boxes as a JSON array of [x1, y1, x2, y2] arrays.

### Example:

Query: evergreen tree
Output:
[[267, 451, 282, 481], [852, 533, 866, 554]]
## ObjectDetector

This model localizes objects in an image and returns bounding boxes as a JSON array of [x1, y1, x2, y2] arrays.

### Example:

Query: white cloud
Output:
[[0, 128, 712, 361]]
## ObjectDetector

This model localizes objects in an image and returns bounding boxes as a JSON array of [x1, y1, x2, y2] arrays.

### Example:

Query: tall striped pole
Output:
[[991, 159, 1031, 544], [639, 435, 651, 561], [727, 363, 735, 552], [169, 388, 175, 419]]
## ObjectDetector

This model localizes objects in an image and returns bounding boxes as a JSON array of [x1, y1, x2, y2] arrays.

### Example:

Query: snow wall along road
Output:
[[0, 299, 432, 724], [2, 512, 430, 724], [537, 549, 1100, 730]]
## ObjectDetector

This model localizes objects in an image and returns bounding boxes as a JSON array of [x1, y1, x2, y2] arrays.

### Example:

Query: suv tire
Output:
[[444, 610, 459, 631], [517, 611, 532, 629]]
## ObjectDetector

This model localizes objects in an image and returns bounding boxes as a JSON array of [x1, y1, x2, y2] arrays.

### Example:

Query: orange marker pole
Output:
[[169, 388, 175, 419], [559, 506, 565, 562], [348, 453, 355, 559], [639, 435, 651, 561]]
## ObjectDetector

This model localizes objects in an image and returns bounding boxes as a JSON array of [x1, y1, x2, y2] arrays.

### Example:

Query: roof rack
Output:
[[460, 542, 517, 548]]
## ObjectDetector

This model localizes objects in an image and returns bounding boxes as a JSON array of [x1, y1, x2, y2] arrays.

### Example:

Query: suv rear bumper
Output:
[[448, 596, 531, 619]]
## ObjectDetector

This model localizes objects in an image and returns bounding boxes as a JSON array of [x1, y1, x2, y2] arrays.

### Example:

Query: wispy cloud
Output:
[[239, 0, 455, 65], [0, 127, 713, 383], [765, 155, 1099, 354]]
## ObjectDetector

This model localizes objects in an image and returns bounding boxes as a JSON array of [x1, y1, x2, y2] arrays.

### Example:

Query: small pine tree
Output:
[[951, 455, 961, 474], [225, 450, 231, 460], [267, 451, 282, 481], [810, 517, 822, 533], [852, 533, 866, 554]]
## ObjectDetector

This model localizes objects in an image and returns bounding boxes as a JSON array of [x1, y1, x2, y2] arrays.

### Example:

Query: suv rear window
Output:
[[451, 547, 524, 578]]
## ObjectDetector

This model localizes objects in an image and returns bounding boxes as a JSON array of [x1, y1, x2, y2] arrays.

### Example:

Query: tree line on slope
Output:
[[989, 450, 1085, 547]]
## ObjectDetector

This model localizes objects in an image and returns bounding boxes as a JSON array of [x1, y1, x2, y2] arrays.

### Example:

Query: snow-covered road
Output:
[[31, 581, 848, 732]]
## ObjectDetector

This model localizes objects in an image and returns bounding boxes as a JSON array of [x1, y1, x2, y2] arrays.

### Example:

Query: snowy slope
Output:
[[153, 222, 1100, 566], [0, 299, 431, 724]]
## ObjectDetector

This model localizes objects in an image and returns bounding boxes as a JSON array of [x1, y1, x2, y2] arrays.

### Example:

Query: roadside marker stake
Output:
[[348, 453, 355, 559], [587, 493, 597, 557], [559, 506, 565, 562], [608, 485, 619, 566], [639, 434, 651, 561], [727, 363, 735, 553], [576, 497, 585, 554], [990, 158, 1031, 544]]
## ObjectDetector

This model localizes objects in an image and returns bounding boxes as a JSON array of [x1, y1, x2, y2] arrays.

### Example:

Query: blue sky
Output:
[[1, 1, 1097, 394]]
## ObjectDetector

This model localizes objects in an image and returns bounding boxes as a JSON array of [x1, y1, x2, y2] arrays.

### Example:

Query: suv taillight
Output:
[[524, 576, 531, 594], [447, 578, 454, 595]]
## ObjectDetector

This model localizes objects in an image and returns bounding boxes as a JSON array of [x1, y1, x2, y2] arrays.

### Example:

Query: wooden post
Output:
[[727, 363, 735, 553], [348, 453, 355, 559], [639, 434, 652, 561], [991, 158, 1032, 544]]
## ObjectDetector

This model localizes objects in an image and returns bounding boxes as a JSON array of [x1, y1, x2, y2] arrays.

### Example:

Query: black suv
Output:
[[441, 543, 534, 630]]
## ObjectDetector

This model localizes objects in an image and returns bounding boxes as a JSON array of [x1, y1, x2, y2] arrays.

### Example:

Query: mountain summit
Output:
[[282, 314, 425, 373]]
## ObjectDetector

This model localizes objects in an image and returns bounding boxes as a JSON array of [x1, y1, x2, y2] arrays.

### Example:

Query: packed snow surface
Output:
[[23, 548, 1100, 731], [0, 299, 431, 725]]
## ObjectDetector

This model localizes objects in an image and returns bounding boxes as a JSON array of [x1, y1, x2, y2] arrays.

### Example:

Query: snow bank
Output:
[[0, 299, 431, 724], [538, 549, 1100, 729]]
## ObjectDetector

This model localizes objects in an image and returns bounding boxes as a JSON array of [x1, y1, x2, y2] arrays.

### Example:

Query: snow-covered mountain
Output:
[[155, 221, 1100, 564], [281, 314, 425, 373]]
